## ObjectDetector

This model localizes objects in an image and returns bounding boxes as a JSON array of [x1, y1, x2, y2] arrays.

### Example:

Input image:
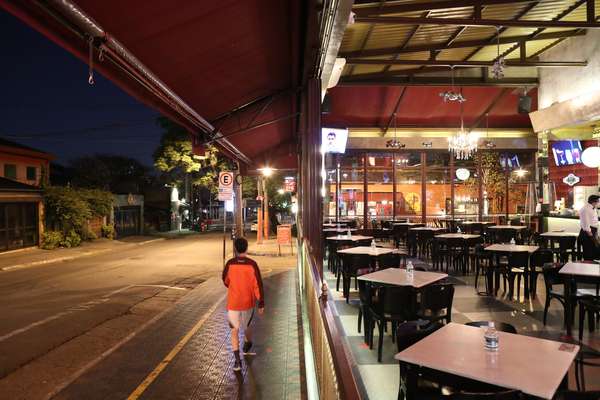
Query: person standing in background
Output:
[[578, 195, 600, 261]]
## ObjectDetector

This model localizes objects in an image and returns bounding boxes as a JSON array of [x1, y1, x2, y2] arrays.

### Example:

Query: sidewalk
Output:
[[0, 236, 163, 272], [52, 270, 305, 400], [247, 237, 297, 257]]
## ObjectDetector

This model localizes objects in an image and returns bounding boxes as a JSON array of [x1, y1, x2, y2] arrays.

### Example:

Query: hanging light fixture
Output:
[[484, 112, 496, 149], [386, 113, 405, 148], [492, 27, 506, 79], [439, 67, 466, 103], [448, 93, 478, 160]]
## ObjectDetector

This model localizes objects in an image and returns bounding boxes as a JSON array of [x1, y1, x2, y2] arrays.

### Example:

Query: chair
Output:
[[574, 349, 600, 392], [496, 229, 516, 244], [357, 279, 376, 343], [378, 252, 402, 269], [431, 237, 449, 271], [340, 253, 372, 303], [447, 238, 467, 273], [465, 321, 517, 334], [502, 251, 529, 302], [407, 230, 418, 258], [529, 249, 554, 298], [541, 263, 567, 326], [396, 321, 444, 400], [449, 390, 522, 399], [555, 390, 600, 400], [416, 283, 455, 325], [473, 244, 493, 293], [578, 295, 600, 341], [558, 236, 577, 263], [369, 286, 417, 362]]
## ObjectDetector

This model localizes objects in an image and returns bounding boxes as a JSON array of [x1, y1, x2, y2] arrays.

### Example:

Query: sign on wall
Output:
[[563, 173, 581, 187]]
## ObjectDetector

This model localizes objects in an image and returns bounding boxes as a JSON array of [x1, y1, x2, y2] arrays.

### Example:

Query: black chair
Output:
[[496, 229, 516, 244], [542, 263, 567, 326], [340, 253, 372, 303], [370, 286, 417, 362], [578, 295, 600, 341], [357, 279, 376, 343], [502, 251, 529, 302], [431, 237, 449, 271], [378, 252, 402, 269], [449, 390, 522, 399], [555, 390, 600, 400], [473, 244, 493, 293], [447, 238, 467, 273], [558, 236, 578, 263], [529, 249, 554, 298], [465, 321, 517, 334], [396, 321, 444, 400], [416, 283, 455, 325], [574, 349, 600, 392]]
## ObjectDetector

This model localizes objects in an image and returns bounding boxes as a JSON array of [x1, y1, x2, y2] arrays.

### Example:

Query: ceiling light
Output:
[[582, 146, 600, 168], [259, 167, 274, 177], [277, 188, 285, 195], [515, 168, 528, 178], [456, 168, 471, 181]]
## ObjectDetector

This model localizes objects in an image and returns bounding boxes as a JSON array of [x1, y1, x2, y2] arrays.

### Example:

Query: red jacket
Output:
[[222, 256, 264, 311]]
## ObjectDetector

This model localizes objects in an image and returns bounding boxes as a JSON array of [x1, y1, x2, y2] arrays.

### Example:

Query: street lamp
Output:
[[259, 167, 274, 177]]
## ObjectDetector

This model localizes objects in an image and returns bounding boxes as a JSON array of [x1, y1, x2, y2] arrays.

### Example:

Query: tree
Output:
[[475, 152, 506, 214], [69, 155, 150, 192], [153, 117, 231, 195]]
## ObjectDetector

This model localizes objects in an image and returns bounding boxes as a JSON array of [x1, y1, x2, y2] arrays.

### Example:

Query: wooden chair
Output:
[[416, 283, 455, 325]]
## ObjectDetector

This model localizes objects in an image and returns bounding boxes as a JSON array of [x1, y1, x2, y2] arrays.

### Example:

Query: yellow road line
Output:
[[127, 293, 227, 400]]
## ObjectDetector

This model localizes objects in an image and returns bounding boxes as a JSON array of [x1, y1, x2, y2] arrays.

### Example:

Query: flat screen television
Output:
[[551, 140, 582, 166], [500, 154, 520, 170], [321, 128, 348, 154]]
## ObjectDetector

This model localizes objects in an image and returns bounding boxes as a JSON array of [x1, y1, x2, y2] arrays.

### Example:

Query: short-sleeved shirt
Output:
[[222, 256, 264, 311]]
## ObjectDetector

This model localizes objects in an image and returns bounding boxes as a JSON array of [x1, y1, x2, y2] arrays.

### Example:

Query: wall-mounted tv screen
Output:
[[551, 140, 582, 166], [321, 128, 348, 154], [500, 154, 520, 170]]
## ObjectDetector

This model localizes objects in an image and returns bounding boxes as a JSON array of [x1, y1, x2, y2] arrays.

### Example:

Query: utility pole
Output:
[[257, 176, 263, 244], [235, 162, 243, 237], [263, 181, 269, 240]]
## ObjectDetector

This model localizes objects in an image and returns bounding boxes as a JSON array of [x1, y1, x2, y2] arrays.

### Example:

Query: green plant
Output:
[[81, 228, 97, 241], [60, 230, 82, 248], [101, 224, 115, 240], [79, 189, 113, 217], [41, 231, 63, 250]]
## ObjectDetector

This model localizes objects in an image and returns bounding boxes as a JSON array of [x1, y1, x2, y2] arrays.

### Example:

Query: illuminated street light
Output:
[[515, 168, 528, 178], [259, 167, 274, 177]]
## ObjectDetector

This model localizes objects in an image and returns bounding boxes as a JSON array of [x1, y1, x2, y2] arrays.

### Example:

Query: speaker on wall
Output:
[[518, 95, 532, 114]]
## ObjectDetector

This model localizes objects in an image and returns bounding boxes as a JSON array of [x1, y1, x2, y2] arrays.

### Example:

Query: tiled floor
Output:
[[325, 256, 600, 400], [53, 270, 305, 400]]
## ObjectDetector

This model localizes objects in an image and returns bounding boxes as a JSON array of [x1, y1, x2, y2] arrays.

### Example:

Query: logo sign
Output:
[[218, 171, 234, 201], [563, 173, 581, 187], [284, 176, 296, 192]]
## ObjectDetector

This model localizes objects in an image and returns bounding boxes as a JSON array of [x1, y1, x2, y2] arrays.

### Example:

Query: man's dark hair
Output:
[[234, 237, 248, 254], [588, 195, 600, 204]]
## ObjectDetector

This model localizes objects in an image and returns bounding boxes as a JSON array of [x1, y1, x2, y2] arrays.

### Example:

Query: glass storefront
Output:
[[324, 150, 537, 227]]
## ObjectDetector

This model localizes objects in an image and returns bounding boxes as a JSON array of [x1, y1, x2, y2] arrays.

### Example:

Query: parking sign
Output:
[[218, 172, 234, 201]]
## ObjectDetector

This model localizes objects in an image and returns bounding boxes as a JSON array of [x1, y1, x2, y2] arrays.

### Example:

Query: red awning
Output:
[[322, 86, 537, 129], [0, 0, 301, 167]]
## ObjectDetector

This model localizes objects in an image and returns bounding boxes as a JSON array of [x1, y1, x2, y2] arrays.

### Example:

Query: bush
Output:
[[41, 231, 63, 250], [79, 189, 113, 217], [60, 230, 82, 248], [101, 224, 115, 240], [81, 228, 97, 241]]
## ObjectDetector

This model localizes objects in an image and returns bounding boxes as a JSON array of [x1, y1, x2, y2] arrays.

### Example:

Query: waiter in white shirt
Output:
[[579, 194, 600, 261]]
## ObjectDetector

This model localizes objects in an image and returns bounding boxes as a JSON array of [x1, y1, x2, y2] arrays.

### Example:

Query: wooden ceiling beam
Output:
[[354, 16, 600, 29], [338, 76, 538, 87], [353, 0, 534, 16], [345, 59, 587, 67]]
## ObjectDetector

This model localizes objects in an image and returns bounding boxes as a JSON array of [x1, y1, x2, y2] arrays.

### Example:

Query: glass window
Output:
[[366, 153, 394, 222], [26, 166, 37, 181], [395, 152, 422, 220], [454, 157, 479, 219], [340, 154, 364, 225], [507, 152, 535, 216], [476, 152, 507, 220], [426, 168, 451, 219], [4, 164, 16, 180]]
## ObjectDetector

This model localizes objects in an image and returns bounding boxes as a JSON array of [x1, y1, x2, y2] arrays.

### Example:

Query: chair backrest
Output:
[[342, 253, 371, 274], [377, 253, 401, 269], [559, 236, 577, 250], [395, 320, 443, 353], [496, 229, 516, 244], [531, 249, 554, 267], [376, 286, 417, 320], [556, 390, 600, 400], [508, 251, 530, 268], [465, 321, 517, 334], [357, 279, 374, 305], [542, 262, 565, 288], [450, 389, 522, 399], [419, 283, 455, 315]]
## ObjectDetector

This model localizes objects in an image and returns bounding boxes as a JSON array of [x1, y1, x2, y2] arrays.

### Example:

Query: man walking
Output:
[[578, 194, 600, 261], [222, 237, 265, 371]]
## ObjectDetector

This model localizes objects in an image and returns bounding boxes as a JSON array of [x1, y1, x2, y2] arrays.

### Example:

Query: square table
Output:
[[395, 323, 578, 400], [337, 246, 397, 257], [435, 233, 481, 240], [559, 262, 600, 336], [409, 227, 446, 232], [540, 231, 579, 238], [484, 244, 539, 298], [393, 222, 425, 227], [358, 267, 447, 288], [488, 225, 528, 230], [326, 235, 373, 242]]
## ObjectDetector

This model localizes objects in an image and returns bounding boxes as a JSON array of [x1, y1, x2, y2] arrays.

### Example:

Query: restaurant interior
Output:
[[318, 1, 600, 399]]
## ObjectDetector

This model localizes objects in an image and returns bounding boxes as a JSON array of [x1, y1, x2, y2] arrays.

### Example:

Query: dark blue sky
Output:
[[0, 10, 163, 166]]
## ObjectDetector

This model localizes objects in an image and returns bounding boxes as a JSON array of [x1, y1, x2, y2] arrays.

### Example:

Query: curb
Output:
[[0, 238, 166, 272]]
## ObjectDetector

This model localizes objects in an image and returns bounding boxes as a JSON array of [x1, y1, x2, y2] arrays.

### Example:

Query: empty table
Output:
[[326, 235, 373, 242], [435, 233, 481, 240], [323, 222, 347, 228], [395, 323, 578, 399], [484, 244, 539, 297], [337, 246, 397, 257], [358, 267, 447, 288], [559, 262, 600, 336]]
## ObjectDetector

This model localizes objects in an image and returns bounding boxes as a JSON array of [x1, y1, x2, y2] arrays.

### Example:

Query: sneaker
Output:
[[233, 359, 241, 372], [243, 341, 253, 354]]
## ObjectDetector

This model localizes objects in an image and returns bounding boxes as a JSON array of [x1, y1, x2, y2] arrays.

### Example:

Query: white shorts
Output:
[[227, 309, 255, 330]]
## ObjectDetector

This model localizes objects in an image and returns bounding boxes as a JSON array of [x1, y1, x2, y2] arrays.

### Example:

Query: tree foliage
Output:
[[69, 155, 150, 192], [474, 152, 506, 213], [153, 117, 231, 194]]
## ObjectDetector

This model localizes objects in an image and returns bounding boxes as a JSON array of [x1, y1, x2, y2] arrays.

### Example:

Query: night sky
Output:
[[0, 10, 163, 167]]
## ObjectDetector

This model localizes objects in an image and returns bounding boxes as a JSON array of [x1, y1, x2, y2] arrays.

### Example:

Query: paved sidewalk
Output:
[[247, 238, 297, 257], [0, 236, 163, 271], [53, 269, 305, 400]]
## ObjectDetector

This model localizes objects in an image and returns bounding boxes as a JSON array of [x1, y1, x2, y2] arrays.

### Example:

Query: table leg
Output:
[[403, 363, 418, 400], [564, 277, 572, 337], [523, 259, 530, 300]]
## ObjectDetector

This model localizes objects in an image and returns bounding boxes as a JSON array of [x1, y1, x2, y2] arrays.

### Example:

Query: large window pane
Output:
[[324, 154, 337, 220], [507, 152, 535, 217], [476, 152, 506, 221], [395, 152, 422, 220], [426, 152, 451, 220], [367, 153, 394, 221], [340, 154, 364, 225], [454, 157, 479, 219]]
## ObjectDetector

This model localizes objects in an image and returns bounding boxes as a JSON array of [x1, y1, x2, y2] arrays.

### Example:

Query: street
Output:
[[0, 233, 296, 400]]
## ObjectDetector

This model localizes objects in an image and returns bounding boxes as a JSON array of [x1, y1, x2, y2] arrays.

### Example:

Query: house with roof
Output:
[[0, 138, 53, 251]]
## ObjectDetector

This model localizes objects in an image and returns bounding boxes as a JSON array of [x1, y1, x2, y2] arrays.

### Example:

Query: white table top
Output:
[[357, 267, 447, 288], [395, 323, 579, 399], [392, 222, 424, 226], [409, 227, 446, 231], [540, 231, 579, 238], [436, 233, 481, 240], [460, 221, 494, 225], [337, 246, 397, 256], [559, 262, 600, 278], [484, 244, 539, 253], [323, 228, 357, 233], [488, 225, 527, 230], [326, 235, 373, 242], [323, 222, 348, 228]]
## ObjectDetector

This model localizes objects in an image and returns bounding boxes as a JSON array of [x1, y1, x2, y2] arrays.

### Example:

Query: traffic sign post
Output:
[[219, 172, 234, 265]]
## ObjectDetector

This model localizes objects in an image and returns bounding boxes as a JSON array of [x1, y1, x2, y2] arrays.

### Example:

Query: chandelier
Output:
[[386, 113, 405, 148], [448, 98, 478, 160], [439, 67, 466, 103], [492, 27, 506, 79]]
